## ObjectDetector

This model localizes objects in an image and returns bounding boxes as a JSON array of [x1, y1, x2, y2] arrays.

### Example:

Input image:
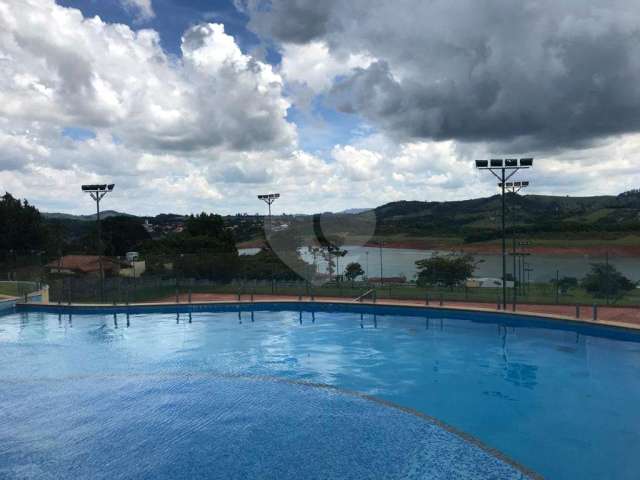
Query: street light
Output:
[[257, 193, 280, 231], [82, 184, 115, 303], [475, 158, 533, 309]]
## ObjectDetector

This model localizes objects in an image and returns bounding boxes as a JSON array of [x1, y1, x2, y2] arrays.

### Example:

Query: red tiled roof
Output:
[[46, 255, 119, 273]]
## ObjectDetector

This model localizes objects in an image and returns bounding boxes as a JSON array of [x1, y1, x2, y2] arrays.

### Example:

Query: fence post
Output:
[[592, 304, 598, 321], [425, 293, 429, 306], [576, 304, 580, 319], [439, 294, 443, 307]]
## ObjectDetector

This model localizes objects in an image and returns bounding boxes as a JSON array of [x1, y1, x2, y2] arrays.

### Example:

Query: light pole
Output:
[[475, 158, 533, 309], [257, 193, 280, 231], [500, 180, 529, 311], [82, 184, 115, 303], [378, 240, 384, 285], [517, 240, 530, 295], [365, 250, 369, 280]]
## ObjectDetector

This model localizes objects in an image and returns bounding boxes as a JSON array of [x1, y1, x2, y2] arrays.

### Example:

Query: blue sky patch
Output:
[[62, 126, 96, 141]]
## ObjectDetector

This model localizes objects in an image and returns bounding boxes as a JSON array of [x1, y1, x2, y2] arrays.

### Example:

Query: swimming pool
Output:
[[2, 303, 640, 479]]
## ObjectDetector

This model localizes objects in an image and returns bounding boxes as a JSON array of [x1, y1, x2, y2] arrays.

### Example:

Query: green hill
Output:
[[369, 190, 640, 243]]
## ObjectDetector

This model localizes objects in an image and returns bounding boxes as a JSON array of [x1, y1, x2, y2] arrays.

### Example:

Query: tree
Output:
[[102, 216, 151, 256], [344, 262, 364, 284], [140, 212, 238, 280], [316, 234, 347, 281], [0, 193, 46, 257], [239, 248, 309, 281], [582, 263, 635, 299], [415, 254, 475, 288], [186, 212, 226, 237]]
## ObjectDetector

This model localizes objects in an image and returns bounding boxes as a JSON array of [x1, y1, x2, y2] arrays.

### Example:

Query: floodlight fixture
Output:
[[257, 193, 280, 201], [81, 184, 115, 192], [476, 158, 534, 171], [519, 158, 533, 167]]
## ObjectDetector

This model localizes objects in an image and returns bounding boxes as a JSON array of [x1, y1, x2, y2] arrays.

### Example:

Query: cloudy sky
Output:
[[1, 0, 639, 215]]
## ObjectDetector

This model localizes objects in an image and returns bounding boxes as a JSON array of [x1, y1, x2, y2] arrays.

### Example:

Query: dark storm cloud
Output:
[[237, 0, 338, 44], [242, 0, 640, 148]]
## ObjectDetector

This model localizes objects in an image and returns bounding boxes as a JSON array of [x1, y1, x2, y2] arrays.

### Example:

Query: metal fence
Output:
[[3, 251, 640, 312]]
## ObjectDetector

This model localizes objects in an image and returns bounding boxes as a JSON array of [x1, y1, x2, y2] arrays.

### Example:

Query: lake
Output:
[[241, 246, 640, 283]]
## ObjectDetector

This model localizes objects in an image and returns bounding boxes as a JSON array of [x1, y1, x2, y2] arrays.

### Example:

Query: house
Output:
[[119, 260, 146, 278], [46, 255, 121, 277]]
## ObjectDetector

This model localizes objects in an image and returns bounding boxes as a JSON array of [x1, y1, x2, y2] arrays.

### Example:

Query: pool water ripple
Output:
[[2, 305, 640, 479]]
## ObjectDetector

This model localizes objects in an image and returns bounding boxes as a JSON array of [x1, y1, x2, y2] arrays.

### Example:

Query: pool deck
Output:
[[41, 293, 636, 332], [160, 293, 640, 327]]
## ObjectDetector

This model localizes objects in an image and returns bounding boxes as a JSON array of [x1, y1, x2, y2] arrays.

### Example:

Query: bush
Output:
[[582, 263, 635, 299], [416, 254, 475, 288]]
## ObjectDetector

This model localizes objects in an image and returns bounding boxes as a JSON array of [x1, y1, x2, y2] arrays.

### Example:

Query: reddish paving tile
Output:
[[157, 293, 640, 329]]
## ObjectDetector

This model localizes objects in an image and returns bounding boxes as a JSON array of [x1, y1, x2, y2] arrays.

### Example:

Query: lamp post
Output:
[[257, 193, 280, 231], [82, 184, 115, 303], [500, 180, 530, 311], [378, 240, 384, 285], [365, 250, 369, 280], [475, 158, 533, 309]]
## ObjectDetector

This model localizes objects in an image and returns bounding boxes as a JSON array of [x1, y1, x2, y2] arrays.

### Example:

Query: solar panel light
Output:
[[505, 158, 518, 167], [475, 160, 489, 168], [490, 159, 504, 167]]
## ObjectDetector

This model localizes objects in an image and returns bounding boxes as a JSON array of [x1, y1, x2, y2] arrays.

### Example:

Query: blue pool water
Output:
[[2, 303, 640, 479]]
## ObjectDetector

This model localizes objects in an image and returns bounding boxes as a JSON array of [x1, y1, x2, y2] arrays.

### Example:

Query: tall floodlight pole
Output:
[[379, 240, 384, 285], [82, 184, 115, 303], [257, 193, 280, 231], [499, 180, 530, 311], [475, 158, 533, 309], [365, 250, 369, 280]]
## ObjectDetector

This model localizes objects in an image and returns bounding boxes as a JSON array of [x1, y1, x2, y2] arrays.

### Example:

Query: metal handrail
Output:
[[353, 289, 374, 302]]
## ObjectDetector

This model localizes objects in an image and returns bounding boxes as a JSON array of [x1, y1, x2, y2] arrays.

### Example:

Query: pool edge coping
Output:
[[17, 297, 640, 333]]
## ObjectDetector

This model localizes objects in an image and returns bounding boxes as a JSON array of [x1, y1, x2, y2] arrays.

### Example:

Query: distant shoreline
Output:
[[363, 240, 640, 257], [238, 238, 640, 257]]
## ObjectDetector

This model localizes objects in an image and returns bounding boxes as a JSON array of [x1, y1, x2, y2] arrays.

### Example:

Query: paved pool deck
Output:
[[150, 293, 640, 331]]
